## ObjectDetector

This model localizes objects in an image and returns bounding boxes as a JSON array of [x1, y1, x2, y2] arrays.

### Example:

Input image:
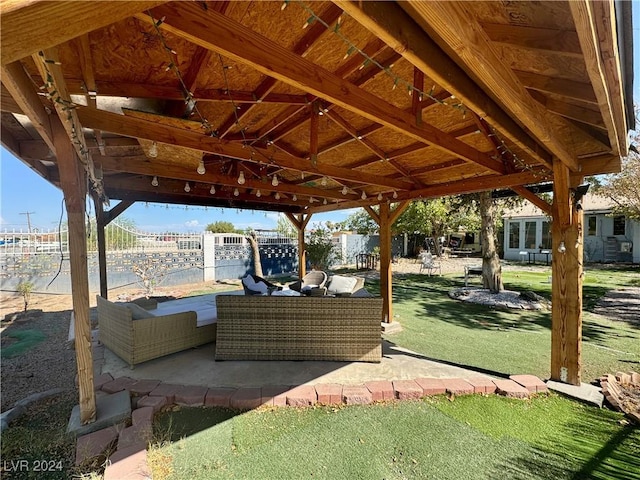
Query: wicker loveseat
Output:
[[215, 295, 382, 362], [96, 295, 217, 367]]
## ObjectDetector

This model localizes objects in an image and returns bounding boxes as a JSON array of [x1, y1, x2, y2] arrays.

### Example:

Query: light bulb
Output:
[[292, 194, 297, 201], [377, 193, 383, 201], [271, 175, 279, 187], [342, 186, 348, 195], [321, 176, 327, 186], [237, 171, 245, 185], [210, 185, 216, 194], [197, 160, 206, 175], [151, 176, 159, 187], [557, 241, 566, 254], [323, 198, 327, 205], [393, 191, 398, 199], [149, 142, 158, 158], [234, 188, 239, 196], [274, 192, 281, 200], [309, 197, 315, 203], [361, 191, 366, 200], [256, 189, 261, 198], [184, 182, 191, 193]]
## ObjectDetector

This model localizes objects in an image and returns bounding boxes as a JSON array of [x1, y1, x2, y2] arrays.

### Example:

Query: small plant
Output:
[[306, 227, 339, 270], [133, 259, 169, 297], [17, 280, 34, 312]]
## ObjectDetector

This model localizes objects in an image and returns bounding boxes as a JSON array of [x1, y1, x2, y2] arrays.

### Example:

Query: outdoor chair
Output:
[[419, 252, 441, 276], [241, 274, 283, 295], [288, 270, 328, 293]]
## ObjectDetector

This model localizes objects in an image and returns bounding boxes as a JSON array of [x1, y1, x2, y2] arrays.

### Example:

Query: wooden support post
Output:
[[92, 193, 108, 299], [551, 160, 583, 385], [378, 203, 393, 323], [285, 213, 311, 280], [53, 121, 95, 424]]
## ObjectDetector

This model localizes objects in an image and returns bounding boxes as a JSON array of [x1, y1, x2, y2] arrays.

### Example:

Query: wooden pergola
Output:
[[1, 1, 633, 424]]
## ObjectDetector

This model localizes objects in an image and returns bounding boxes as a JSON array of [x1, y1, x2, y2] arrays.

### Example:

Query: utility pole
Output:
[[19, 211, 35, 233]]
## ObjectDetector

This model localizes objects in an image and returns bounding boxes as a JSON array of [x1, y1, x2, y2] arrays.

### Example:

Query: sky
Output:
[[1, 4, 639, 234]]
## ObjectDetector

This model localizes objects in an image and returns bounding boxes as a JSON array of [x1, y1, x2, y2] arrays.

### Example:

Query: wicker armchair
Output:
[[241, 274, 283, 295], [288, 270, 328, 292]]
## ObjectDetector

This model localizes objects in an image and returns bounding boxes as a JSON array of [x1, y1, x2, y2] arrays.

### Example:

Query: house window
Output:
[[613, 216, 625, 235], [541, 221, 551, 249], [509, 222, 520, 249], [587, 216, 597, 236], [525, 221, 536, 249]]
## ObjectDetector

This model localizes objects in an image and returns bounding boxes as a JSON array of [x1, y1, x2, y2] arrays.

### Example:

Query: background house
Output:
[[503, 194, 639, 264]]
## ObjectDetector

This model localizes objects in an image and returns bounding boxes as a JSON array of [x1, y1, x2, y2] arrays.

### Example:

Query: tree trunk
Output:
[[479, 191, 503, 293], [246, 231, 263, 277]]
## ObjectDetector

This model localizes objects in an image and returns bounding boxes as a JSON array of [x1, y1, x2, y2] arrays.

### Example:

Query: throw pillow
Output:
[[326, 275, 358, 295], [124, 302, 155, 320], [242, 275, 268, 294]]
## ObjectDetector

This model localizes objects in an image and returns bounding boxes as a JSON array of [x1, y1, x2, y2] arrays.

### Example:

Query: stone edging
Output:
[[599, 371, 640, 423], [79, 372, 548, 478]]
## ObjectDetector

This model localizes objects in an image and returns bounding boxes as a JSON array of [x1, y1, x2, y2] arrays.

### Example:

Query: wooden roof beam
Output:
[[0, 1, 167, 66], [144, 3, 505, 175], [335, 1, 553, 171], [529, 91, 605, 130], [310, 168, 547, 214], [569, 0, 626, 156], [397, 1, 580, 171], [76, 106, 414, 191]]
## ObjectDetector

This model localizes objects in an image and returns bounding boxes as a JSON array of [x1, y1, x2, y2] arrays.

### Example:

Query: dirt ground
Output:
[[1, 258, 637, 412]]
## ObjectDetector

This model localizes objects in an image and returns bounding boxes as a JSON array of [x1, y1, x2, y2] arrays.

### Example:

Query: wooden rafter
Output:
[[514, 71, 598, 104], [217, 4, 343, 139], [512, 185, 552, 215], [336, 0, 554, 171], [399, 0, 579, 171], [529, 92, 605, 130], [77, 106, 414, 191], [142, 3, 505, 175], [33, 48, 104, 198], [482, 23, 582, 57], [74, 34, 106, 156], [569, 0, 625, 155]]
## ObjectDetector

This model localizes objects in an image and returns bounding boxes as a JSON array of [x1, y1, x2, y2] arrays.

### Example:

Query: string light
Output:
[[149, 142, 158, 158], [323, 198, 328, 205], [237, 171, 246, 185], [256, 189, 262, 198], [393, 191, 398, 199], [234, 188, 240, 196], [151, 176, 159, 187], [377, 193, 383, 201], [184, 182, 191, 193], [342, 186, 349, 195], [275, 192, 281, 200], [361, 191, 367, 200], [271, 174, 279, 187], [292, 194, 297, 201], [321, 176, 327, 186], [210, 185, 216, 194], [309, 196, 315, 203], [197, 159, 206, 175]]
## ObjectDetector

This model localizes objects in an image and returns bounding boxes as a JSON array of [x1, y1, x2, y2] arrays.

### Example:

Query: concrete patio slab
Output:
[[546, 381, 604, 408]]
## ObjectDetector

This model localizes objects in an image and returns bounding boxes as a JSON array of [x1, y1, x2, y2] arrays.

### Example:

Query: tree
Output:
[[205, 221, 239, 233], [306, 226, 339, 270], [478, 191, 504, 293], [591, 148, 640, 220], [275, 214, 296, 237], [246, 230, 263, 277], [341, 209, 379, 234], [394, 198, 480, 256]]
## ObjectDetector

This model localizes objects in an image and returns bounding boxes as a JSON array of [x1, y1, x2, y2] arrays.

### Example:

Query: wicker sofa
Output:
[[215, 295, 382, 362], [96, 295, 217, 367]]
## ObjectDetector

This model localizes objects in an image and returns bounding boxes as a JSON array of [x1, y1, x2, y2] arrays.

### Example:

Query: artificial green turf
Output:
[[151, 395, 639, 480], [1, 329, 46, 359], [382, 267, 639, 381]]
